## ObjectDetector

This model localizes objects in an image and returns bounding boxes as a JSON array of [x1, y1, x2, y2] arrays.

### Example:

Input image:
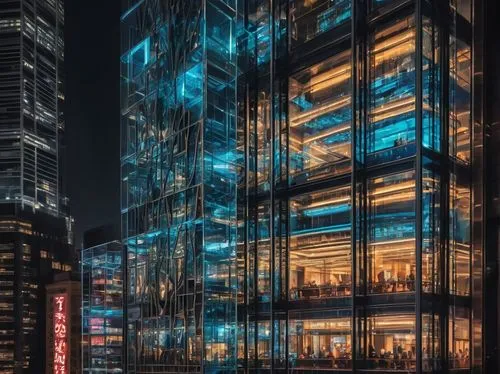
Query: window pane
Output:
[[291, 0, 351, 47], [360, 314, 416, 371], [368, 17, 416, 165], [289, 51, 352, 185], [448, 306, 470, 369], [289, 186, 351, 300], [423, 313, 442, 372], [449, 173, 471, 296], [422, 167, 441, 294], [289, 316, 352, 370], [367, 171, 415, 294], [422, 17, 441, 151], [449, 36, 471, 164]]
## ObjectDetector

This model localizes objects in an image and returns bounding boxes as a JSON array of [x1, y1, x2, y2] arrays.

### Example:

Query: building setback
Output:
[[120, 0, 486, 373]]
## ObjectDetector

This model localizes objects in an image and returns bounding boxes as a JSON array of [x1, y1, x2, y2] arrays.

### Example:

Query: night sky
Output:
[[65, 1, 121, 247]]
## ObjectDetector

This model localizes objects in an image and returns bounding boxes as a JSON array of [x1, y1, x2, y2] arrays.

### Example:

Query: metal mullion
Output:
[[416, 0, 423, 373], [351, 0, 358, 370], [440, 3, 451, 370], [269, 0, 276, 370]]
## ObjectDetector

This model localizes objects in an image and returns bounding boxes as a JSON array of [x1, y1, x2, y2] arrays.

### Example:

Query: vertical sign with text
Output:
[[53, 294, 68, 374]]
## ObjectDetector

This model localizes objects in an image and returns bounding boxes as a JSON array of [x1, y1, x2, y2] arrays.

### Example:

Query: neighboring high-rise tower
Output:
[[0, 0, 65, 213], [0, 1, 73, 373]]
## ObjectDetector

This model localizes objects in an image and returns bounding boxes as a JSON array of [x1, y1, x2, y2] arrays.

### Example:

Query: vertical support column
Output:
[[471, 0, 485, 370], [415, 1, 423, 373], [350, 0, 358, 371]]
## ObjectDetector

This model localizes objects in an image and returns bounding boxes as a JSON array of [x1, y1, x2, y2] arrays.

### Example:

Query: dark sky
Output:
[[65, 1, 121, 247]]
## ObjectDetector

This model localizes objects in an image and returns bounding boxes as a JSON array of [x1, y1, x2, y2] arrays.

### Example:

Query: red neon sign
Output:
[[53, 294, 68, 374]]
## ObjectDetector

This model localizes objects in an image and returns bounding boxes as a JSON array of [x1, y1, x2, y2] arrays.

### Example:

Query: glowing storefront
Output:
[[121, 0, 484, 372]]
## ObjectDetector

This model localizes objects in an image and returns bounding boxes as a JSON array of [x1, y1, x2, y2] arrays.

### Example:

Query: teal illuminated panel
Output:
[[121, 0, 238, 373], [368, 16, 416, 165]]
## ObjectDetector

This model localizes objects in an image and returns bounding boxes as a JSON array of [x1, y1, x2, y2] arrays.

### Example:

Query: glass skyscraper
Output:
[[0, 0, 65, 213], [0, 1, 73, 373], [121, 0, 484, 372]]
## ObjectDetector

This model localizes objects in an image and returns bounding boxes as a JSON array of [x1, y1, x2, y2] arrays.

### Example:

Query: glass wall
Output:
[[290, 0, 351, 47], [289, 186, 351, 300], [81, 242, 124, 374], [368, 17, 416, 164], [289, 51, 352, 185], [448, 306, 471, 370], [449, 172, 471, 296], [449, 36, 471, 164], [367, 170, 416, 294], [289, 314, 352, 370], [122, 0, 483, 372], [358, 313, 416, 371]]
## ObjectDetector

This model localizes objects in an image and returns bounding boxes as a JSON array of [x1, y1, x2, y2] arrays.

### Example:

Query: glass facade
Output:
[[81, 241, 124, 373], [121, 0, 484, 373], [0, 0, 65, 215], [121, 1, 238, 373]]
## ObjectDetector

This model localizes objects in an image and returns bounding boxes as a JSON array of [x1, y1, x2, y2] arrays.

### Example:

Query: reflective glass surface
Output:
[[359, 314, 416, 371], [289, 51, 352, 185], [368, 17, 416, 164], [289, 186, 351, 300], [291, 0, 351, 47], [289, 316, 352, 370], [367, 171, 416, 294]]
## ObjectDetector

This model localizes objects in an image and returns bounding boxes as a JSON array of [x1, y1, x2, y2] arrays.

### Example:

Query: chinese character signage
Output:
[[53, 294, 68, 374]]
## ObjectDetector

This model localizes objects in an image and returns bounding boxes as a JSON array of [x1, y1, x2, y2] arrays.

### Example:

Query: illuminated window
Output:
[[289, 51, 352, 185], [291, 0, 351, 47], [449, 36, 471, 164], [289, 315, 351, 369], [289, 185, 351, 300], [449, 173, 471, 296], [368, 17, 416, 164], [360, 314, 416, 371], [367, 171, 415, 294]]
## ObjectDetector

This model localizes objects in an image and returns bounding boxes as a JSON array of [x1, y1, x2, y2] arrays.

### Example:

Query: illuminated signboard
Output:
[[53, 294, 68, 374]]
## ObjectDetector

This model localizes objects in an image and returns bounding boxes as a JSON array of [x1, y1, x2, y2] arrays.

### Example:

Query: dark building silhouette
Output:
[[83, 224, 119, 249]]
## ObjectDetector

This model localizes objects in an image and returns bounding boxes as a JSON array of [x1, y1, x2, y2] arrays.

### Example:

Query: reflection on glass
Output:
[[422, 313, 441, 372], [289, 317, 352, 370], [422, 168, 441, 294], [257, 203, 271, 302], [368, 17, 416, 164], [449, 173, 470, 296], [448, 306, 470, 369], [290, 186, 351, 300], [257, 91, 272, 192], [257, 321, 271, 368], [423, 17, 441, 151], [289, 186, 351, 300], [289, 51, 351, 185], [367, 171, 415, 294], [450, 0, 472, 22], [362, 314, 416, 371], [449, 36, 471, 164], [291, 0, 351, 47]]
